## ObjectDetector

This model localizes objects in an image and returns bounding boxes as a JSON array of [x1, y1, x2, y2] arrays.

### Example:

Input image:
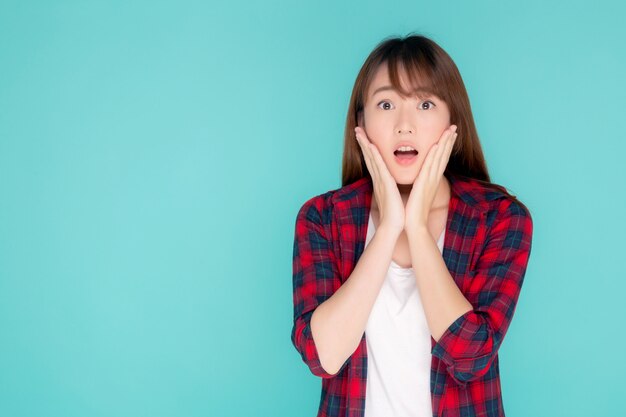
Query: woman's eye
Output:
[[420, 100, 436, 110], [377, 99, 435, 111], [377, 100, 393, 110]]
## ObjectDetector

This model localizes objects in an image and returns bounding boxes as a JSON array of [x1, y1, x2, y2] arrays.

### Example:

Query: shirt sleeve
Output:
[[290, 197, 347, 378], [431, 197, 534, 388]]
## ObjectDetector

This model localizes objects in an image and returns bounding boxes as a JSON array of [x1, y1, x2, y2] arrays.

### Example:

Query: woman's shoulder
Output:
[[449, 175, 533, 252], [299, 177, 370, 211], [451, 173, 532, 220], [295, 177, 370, 227]]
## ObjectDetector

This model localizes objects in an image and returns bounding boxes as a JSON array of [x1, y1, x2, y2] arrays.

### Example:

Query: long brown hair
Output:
[[341, 33, 523, 203]]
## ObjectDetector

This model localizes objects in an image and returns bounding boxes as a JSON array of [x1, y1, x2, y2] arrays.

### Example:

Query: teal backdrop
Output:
[[1, 1, 624, 416]]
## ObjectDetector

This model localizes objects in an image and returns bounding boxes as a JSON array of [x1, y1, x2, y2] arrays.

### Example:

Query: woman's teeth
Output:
[[393, 144, 418, 165]]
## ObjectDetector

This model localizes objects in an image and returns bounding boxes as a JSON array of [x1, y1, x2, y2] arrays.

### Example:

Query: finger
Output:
[[355, 128, 375, 165], [355, 132, 374, 171], [432, 133, 450, 179], [368, 142, 384, 182], [368, 144, 390, 216], [432, 129, 456, 178], [356, 133, 380, 185], [356, 129, 382, 182], [357, 136, 383, 212], [430, 142, 445, 182], [356, 131, 387, 212], [440, 132, 457, 173], [438, 133, 456, 177], [435, 131, 454, 175], [436, 124, 456, 144], [358, 135, 375, 176], [429, 133, 448, 180], [447, 133, 457, 155], [421, 142, 438, 181], [445, 132, 457, 157], [369, 142, 391, 181]]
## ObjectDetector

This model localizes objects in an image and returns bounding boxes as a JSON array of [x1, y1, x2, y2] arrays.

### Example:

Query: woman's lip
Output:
[[394, 142, 417, 151], [394, 153, 418, 165]]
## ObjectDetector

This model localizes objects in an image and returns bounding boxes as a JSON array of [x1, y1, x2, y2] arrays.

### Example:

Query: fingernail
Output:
[[451, 125, 457, 132]]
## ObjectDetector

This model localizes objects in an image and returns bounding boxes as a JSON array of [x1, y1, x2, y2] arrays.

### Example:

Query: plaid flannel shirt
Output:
[[291, 172, 534, 417]]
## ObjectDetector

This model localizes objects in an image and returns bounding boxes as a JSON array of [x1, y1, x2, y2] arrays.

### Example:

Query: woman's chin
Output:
[[392, 171, 418, 185], [391, 162, 422, 183]]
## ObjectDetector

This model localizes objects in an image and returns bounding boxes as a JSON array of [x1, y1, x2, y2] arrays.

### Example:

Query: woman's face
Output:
[[361, 63, 452, 185]]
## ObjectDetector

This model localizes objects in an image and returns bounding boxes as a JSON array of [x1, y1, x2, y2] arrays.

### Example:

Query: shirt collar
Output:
[[331, 172, 494, 216]]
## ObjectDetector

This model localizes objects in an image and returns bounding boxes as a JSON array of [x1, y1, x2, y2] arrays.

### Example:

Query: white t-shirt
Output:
[[363, 212, 445, 417]]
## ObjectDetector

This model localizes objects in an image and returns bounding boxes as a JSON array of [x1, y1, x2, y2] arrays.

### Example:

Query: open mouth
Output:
[[394, 149, 419, 165], [394, 149, 419, 158]]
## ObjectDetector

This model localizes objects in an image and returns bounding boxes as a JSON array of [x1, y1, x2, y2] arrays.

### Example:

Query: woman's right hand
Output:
[[354, 126, 405, 236]]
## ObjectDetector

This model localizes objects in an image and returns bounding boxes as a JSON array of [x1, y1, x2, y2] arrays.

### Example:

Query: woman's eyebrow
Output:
[[371, 85, 396, 96], [371, 85, 435, 98]]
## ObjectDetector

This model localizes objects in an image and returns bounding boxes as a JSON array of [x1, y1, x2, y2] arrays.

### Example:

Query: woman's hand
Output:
[[354, 126, 405, 235], [405, 125, 458, 233]]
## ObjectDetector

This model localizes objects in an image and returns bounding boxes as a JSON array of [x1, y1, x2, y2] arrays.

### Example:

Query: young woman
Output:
[[291, 34, 534, 417]]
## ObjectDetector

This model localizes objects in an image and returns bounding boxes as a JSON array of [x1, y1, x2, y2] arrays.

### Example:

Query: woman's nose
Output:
[[396, 107, 416, 134]]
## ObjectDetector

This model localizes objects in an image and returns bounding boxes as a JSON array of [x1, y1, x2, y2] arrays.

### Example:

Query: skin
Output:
[[308, 63, 476, 375], [355, 62, 454, 265], [354, 62, 473, 341]]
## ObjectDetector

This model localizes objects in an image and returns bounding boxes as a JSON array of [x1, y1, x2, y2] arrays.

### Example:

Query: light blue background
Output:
[[1, 1, 624, 416]]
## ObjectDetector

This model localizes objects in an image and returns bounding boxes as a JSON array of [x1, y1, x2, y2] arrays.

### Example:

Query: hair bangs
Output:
[[385, 49, 442, 100]]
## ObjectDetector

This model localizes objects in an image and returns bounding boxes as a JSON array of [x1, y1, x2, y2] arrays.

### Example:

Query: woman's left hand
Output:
[[405, 125, 458, 233]]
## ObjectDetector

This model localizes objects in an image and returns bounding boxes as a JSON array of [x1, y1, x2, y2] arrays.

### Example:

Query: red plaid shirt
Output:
[[291, 173, 534, 417]]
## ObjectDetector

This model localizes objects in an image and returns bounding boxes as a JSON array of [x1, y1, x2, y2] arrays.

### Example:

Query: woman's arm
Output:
[[406, 228, 474, 343], [310, 220, 398, 375], [408, 197, 533, 387], [291, 197, 400, 377]]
